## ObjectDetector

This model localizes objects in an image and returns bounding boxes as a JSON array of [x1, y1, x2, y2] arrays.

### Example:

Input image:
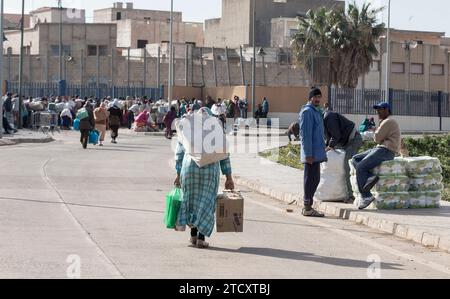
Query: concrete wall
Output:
[[126, 20, 204, 48], [261, 113, 450, 131], [30, 8, 86, 27], [203, 85, 326, 113], [165, 86, 202, 100], [204, 19, 222, 48], [204, 0, 252, 48], [94, 7, 182, 23], [1, 48, 310, 88], [4, 29, 40, 55]]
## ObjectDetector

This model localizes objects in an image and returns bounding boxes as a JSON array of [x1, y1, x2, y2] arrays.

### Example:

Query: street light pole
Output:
[[18, 0, 25, 129], [168, 0, 173, 102], [251, 0, 256, 117], [385, 0, 391, 99], [0, 0, 4, 138], [58, 0, 63, 84]]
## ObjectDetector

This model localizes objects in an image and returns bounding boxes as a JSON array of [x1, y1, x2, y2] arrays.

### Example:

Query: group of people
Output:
[[76, 99, 123, 149], [299, 87, 402, 217]]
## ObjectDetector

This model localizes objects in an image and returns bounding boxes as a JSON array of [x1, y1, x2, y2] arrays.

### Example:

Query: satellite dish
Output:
[[66, 56, 73, 62]]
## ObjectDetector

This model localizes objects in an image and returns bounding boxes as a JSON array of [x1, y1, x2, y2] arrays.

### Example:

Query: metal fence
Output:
[[330, 88, 450, 118], [6, 81, 164, 100]]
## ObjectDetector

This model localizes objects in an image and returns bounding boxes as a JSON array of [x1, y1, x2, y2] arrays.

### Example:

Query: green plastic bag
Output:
[[76, 108, 89, 120], [164, 188, 182, 229]]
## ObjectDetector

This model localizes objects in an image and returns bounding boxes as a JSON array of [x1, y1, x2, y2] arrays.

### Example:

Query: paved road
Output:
[[0, 131, 449, 279]]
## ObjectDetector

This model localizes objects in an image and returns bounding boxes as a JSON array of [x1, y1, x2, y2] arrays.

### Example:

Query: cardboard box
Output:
[[216, 191, 244, 233]]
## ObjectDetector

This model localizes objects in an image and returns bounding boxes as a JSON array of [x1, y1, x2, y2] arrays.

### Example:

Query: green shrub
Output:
[[259, 144, 303, 170]]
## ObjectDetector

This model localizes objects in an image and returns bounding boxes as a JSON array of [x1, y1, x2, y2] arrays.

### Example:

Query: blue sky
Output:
[[3, 0, 450, 35]]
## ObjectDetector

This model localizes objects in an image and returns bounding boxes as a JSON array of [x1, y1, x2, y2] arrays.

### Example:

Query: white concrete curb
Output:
[[234, 175, 450, 254]]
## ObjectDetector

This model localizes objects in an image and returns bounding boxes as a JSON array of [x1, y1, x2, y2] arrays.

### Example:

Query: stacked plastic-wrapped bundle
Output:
[[405, 157, 443, 209], [350, 156, 443, 210]]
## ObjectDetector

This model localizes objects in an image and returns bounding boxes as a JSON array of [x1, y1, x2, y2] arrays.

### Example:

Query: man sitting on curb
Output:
[[324, 105, 363, 203], [299, 87, 327, 217], [352, 102, 402, 210]]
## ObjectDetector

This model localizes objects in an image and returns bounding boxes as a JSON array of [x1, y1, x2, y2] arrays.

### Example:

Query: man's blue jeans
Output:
[[352, 147, 395, 198]]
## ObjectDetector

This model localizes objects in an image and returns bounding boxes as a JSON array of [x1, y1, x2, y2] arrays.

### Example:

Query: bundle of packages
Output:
[[408, 173, 443, 192], [409, 191, 442, 209], [350, 156, 443, 210], [28, 101, 44, 111], [405, 157, 442, 175], [351, 158, 409, 210], [404, 157, 443, 208]]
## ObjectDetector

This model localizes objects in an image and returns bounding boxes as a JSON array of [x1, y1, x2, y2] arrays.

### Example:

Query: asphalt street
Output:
[[0, 131, 449, 278]]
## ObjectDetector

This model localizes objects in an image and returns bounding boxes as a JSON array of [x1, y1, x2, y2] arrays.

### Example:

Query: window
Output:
[[391, 62, 405, 73], [88, 45, 108, 56], [88, 45, 97, 56], [116, 12, 122, 20], [411, 63, 424, 74], [99, 45, 108, 56], [289, 29, 299, 37], [50, 45, 70, 57], [137, 40, 148, 49], [431, 64, 444, 76], [370, 61, 380, 71]]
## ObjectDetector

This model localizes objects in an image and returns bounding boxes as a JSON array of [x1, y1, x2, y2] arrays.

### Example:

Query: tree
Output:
[[291, 2, 384, 88]]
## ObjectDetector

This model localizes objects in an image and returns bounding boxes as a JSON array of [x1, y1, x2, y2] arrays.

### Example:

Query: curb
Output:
[[234, 175, 450, 254], [0, 136, 54, 146]]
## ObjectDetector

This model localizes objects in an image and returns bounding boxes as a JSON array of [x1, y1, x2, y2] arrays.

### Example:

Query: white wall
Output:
[[266, 112, 450, 132]]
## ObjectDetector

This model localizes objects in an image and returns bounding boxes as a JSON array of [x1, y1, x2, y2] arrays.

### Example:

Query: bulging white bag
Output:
[[315, 149, 349, 202], [176, 108, 229, 168]]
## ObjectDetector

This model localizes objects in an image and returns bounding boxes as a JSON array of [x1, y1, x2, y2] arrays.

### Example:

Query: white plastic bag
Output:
[[176, 109, 229, 168], [315, 149, 349, 202]]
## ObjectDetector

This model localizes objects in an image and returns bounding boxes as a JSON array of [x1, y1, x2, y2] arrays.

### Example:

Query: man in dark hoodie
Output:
[[323, 105, 363, 203]]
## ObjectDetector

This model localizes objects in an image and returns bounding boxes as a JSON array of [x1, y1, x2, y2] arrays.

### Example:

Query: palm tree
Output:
[[291, 2, 384, 88]]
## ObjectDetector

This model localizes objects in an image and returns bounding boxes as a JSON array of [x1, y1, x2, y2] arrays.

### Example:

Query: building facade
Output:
[[204, 0, 344, 48], [94, 2, 204, 48], [29, 7, 86, 27]]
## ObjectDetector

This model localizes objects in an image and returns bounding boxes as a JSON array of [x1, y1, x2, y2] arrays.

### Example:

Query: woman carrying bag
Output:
[[173, 107, 235, 249], [108, 99, 122, 144], [94, 102, 109, 147]]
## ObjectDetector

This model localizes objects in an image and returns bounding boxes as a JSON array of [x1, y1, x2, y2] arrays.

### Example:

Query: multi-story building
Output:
[[359, 29, 450, 92], [94, 2, 204, 48], [204, 0, 344, 48], [29, 7, 86, 27]]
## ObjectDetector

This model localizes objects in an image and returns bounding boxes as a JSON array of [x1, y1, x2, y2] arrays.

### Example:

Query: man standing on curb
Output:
[[299, 88, 327, 217]]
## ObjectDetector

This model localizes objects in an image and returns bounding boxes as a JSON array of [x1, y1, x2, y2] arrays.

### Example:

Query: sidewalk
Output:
[[230, 133, 450, 254], [0, 130, 54, 146]]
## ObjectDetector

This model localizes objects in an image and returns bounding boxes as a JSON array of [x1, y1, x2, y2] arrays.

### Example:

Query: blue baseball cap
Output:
[[373, 102, 391, 110]]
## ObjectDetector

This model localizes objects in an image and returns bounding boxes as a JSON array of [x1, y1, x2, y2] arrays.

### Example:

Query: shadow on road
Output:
[[208, 247, 403, 270]]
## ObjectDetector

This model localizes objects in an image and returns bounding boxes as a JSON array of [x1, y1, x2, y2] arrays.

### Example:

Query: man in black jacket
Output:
[[324, 108, 363, 203]]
